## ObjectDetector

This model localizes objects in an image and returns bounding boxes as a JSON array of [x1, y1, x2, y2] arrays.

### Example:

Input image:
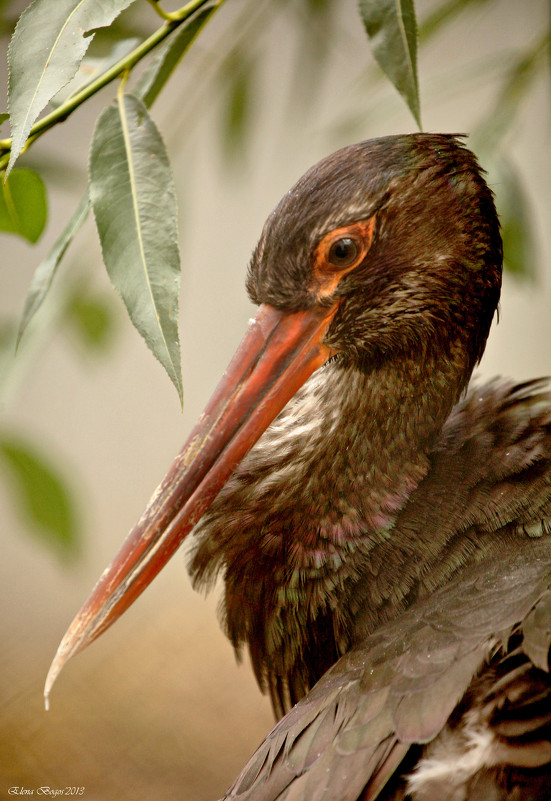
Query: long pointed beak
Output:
[[45, 302, 337, 705]]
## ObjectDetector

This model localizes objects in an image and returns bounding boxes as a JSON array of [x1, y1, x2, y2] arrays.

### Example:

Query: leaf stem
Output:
[[118, 69, 131, 97], [0, 0, 217, 171], [144, 0, 179, 23]]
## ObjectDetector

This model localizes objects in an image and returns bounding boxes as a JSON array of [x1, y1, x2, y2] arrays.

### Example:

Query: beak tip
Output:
[[44, 634, 72, 709], [44, 610, 97, 709], [44, 652, 61, 710]]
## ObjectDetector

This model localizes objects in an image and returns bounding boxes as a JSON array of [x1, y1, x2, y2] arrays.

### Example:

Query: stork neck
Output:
[[302, 347, 466, 537]]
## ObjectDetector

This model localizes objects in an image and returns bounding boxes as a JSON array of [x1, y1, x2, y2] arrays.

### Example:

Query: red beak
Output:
[[45, 302, 337, 705]]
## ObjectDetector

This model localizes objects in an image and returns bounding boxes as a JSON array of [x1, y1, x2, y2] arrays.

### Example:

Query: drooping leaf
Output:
[[134, 6, 216, 109], [492, 157, 535, 279], [0, 322, 17, 399], [7, 0, 136, 174], [419, 0, 491, 42], [358, 0, 421, 128], [475, 37, 547, 151], [65, 289, 118, 352], [0, 435, 80, 556], [285, 0, 334, 113], [0, 112, 8, 129], [306, 0, 332, 10], [0, 167, 47, 243], [220, 51, 254, 158], [50, 37, 141, 109], [89, 94, 183, 402], [17, 192, 90, 346], [0, 322, 16, 406]]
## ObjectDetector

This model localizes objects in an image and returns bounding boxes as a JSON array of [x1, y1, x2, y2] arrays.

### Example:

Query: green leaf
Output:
[[17, 192, 90, 346], [0, 167, 47, 243], [0, 435, 79, 556], [134, 6, 216, 110], [220, 52, 254, 158], [65, 290, 118, 352], [493, 158, 535, 279], [7, 0, 136, 174], [285, 0, 334, 113], [0, 112, 8, 129], [475, 37, 547, 151], [419, 0, 491, 43], [358, 0, 421, 128], [89, 94, 183, 403], [306, 0, 332, 10]]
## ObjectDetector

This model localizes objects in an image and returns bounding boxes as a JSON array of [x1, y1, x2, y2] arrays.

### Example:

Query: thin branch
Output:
[[0, 0, 218, 171]]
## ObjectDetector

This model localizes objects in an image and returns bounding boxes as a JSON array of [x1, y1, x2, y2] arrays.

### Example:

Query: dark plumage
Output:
[[190, 135, 502, 704], [224, 540, 551, 801], [189, 135, 551, 797], [48, 134, 551, 800]]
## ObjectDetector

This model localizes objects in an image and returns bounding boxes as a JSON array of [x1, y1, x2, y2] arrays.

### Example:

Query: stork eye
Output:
[[327, 237, 360, 268], [313, 219, 374, 298]]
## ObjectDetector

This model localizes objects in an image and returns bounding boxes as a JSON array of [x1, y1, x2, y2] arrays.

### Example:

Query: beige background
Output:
[[1, 1, 550, 799]]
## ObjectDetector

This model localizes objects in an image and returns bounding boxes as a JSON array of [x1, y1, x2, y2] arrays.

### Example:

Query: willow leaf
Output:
[[7, 0, 136, 174], [358, 0, 421, 128], [90, 94, 183, 402], [220, 51, 254, 159], [0, 168, 47, 243], [0, 435, 79, 555], [493, 157, 535, 279], [65, 289, 118, 352], [17, 192, 90, 346], [134, 6, 216, 109]]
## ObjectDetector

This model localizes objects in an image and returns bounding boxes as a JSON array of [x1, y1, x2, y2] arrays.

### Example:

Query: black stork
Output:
[[45, 134, 551, 800]]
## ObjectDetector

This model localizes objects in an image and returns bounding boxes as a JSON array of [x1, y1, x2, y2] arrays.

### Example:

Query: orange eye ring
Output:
[[313, 218, 375, 299]]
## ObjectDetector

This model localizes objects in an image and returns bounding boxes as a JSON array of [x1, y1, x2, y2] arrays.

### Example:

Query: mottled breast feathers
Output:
[[190, 377, 551, 731]]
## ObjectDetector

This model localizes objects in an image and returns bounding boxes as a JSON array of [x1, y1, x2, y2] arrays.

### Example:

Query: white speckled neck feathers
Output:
[[188, 341, 471, 712]]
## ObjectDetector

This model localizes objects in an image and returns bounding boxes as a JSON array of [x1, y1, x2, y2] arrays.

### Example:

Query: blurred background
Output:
[[0, 0, 550, 798]]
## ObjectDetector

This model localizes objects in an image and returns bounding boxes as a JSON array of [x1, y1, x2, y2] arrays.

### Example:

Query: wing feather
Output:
[[223, 541, 551, 800]]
